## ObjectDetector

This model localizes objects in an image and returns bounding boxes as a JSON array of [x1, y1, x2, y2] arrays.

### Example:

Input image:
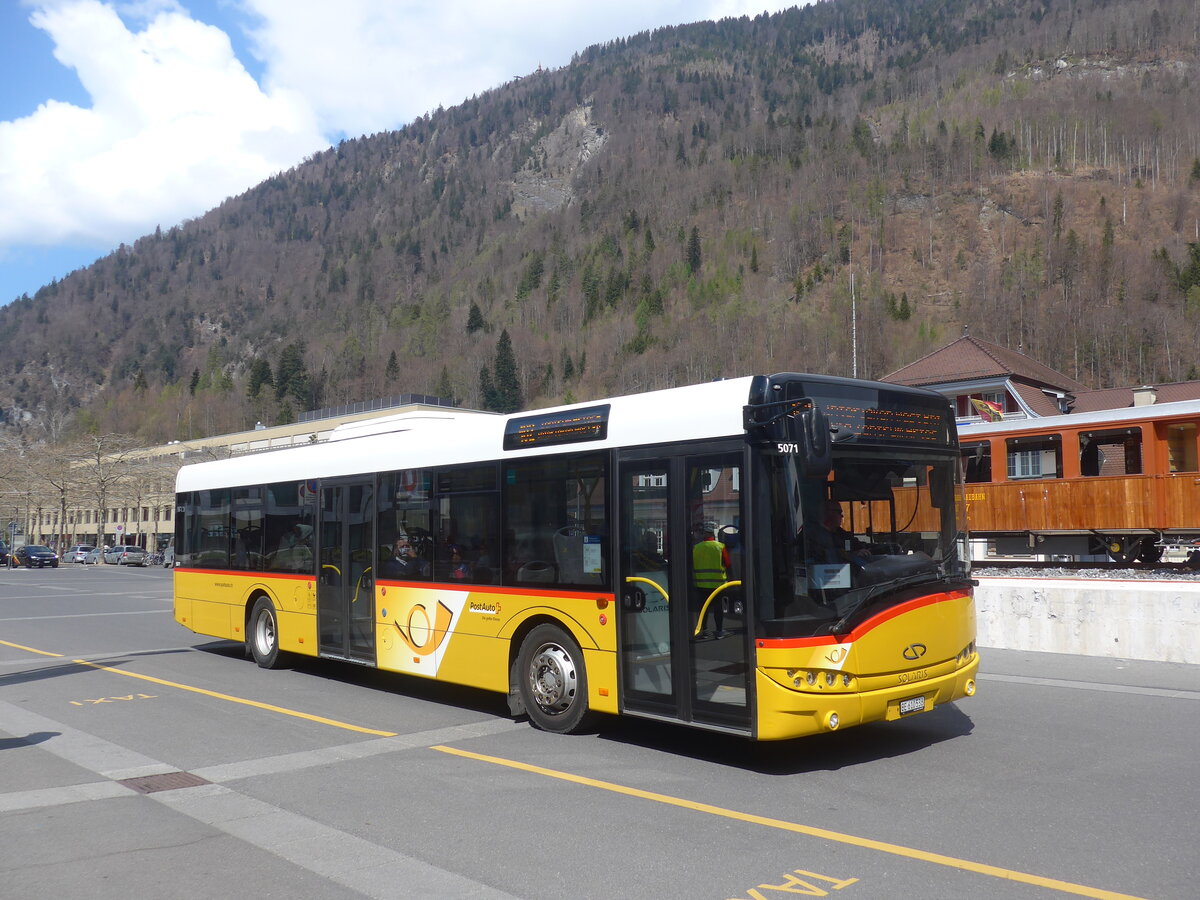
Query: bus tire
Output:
[[516, 624, 593, 734], [248, 597, 288, 669]]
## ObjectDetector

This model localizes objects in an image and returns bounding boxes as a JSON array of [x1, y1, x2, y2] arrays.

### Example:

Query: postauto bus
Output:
[[173, 374, 977, 740]]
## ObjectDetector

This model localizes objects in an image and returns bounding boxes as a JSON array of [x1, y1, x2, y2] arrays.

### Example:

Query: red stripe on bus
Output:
[[175, 567, 615, 601], [376, 578, 616, 601], [756, 589, 971, 648]]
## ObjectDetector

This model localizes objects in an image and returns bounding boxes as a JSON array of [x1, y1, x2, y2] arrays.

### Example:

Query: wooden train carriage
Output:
[[957, 399, 1200, 562]]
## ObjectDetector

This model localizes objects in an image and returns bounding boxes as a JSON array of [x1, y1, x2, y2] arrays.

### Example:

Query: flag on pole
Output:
[[970, 398, 1003, 422]]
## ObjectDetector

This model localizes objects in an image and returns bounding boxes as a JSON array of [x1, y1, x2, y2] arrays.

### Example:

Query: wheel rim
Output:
[[254, 609, 276, 657], [527, 642, 577, 716]]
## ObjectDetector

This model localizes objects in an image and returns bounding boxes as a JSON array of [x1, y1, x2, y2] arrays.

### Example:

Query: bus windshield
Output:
[[756, 379, 969, 640]]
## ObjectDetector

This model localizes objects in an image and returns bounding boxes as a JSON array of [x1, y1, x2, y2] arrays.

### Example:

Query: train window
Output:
[[1167, 424, 1198, 472], [961, 442, 991, 483], [1006, 435, 1061, 480], [1079, 430, 1142, 477]]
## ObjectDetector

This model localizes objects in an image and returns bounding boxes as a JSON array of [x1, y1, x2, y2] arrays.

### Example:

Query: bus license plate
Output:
[[899, 696, 926, 715]]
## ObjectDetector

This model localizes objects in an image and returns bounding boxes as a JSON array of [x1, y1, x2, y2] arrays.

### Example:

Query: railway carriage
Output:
[[958, 399, 1200, 562]]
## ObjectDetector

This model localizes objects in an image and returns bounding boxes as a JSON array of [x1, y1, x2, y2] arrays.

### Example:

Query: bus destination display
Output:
[[824, 403, 947, 444], [504, 405, 611, 450]]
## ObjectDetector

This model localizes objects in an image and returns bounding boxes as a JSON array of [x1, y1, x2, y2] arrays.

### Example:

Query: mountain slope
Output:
[[2, 0, 1199, 441]]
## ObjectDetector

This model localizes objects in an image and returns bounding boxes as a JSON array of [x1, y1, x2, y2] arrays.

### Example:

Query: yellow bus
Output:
[[173, 374, 978, 739]]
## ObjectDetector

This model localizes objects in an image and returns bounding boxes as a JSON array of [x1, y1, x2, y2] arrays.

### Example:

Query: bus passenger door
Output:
[[617, 460, 675, 715], [318, 478, 376, 664], [617, 451, 750, 731]]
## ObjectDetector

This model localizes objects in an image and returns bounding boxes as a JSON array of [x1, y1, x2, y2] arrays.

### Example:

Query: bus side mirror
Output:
[[799, 408, 832, 477]]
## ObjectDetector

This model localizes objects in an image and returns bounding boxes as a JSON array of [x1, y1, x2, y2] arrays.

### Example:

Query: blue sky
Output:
[[0, 0, 798, 306]]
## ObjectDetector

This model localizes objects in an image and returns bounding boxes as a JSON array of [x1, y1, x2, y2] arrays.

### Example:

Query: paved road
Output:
[[1, 565, 1197, 899]]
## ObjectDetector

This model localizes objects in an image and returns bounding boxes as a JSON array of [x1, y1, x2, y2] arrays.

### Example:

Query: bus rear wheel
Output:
[[249, 597, 288, 669], [517, 624, 593, 734]]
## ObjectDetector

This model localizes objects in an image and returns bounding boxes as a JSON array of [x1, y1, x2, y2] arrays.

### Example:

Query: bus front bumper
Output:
[[754, 658, 979, 741]]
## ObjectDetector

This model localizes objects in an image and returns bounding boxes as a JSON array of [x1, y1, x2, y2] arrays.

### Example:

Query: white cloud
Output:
[[241, 1, 800, 138], [0, 0, 325, 246], [0, 0, 800, 256]]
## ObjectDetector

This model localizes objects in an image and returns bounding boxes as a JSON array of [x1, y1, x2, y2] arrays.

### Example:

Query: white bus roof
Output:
[[177, 377, 758, 492]]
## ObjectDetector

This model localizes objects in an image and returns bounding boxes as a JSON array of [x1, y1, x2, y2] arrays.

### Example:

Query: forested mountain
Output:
[[3, 0, 1200, 443]]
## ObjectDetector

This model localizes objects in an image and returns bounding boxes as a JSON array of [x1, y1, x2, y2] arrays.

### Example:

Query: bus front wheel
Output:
[[249, 597, 288, 669], [517, 624, 593, 734]]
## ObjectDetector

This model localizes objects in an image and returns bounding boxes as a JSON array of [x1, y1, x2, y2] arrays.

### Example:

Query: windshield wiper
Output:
[[829, 571, 941, 634]]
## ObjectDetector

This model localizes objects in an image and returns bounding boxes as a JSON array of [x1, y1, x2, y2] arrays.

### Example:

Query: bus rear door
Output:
[[318, 478, 376, 664]]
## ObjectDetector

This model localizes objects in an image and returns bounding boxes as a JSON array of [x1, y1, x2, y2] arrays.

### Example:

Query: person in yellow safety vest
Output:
[[691, 525, 731, 638]]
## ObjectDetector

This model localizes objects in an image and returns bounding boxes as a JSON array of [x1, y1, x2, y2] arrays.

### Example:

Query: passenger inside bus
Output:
[[381, 534, 428, 579]]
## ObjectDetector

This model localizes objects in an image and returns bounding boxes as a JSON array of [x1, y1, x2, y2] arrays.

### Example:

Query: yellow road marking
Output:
[[74, 660, 398, 736], [4, 637, 395, 736], [0, 638, 64, 657], [432, 746, 1146, 900]]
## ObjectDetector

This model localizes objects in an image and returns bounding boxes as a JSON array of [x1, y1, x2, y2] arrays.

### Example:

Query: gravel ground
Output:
[[973, 565, 1200, 581]]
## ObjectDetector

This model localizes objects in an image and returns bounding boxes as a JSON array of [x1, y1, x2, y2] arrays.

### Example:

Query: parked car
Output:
[[105, 545, 148, 566], [65, 544, 95, 564], [82, 547, 104, 565], [0, 542, 9, 566], [16, 545, 59, 568]]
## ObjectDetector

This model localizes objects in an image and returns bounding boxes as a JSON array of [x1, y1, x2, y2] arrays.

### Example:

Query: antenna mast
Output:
[[850, 245, 857, 378]]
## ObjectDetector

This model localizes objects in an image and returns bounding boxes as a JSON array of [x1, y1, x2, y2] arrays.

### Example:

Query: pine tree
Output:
[[479, 366, 497, 411], [247, 359, 274, 400], [492, 329, 523, 413], [686, 226, 702, 275], [467, 301, 486, 333], [275, 342, 311, 406], [436, 366, 456, 405], [385, 350, 400, 382]]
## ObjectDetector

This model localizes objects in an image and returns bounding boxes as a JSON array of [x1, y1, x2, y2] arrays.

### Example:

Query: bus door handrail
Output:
[[693, 580, 742, 637], [624, 575, 669, 606]]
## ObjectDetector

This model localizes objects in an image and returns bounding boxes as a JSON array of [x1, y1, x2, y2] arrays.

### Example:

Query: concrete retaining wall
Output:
[[974, 577, 1200, 664]]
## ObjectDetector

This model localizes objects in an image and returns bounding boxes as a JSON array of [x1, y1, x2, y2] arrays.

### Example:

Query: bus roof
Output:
[[176, 377, 759, 492]]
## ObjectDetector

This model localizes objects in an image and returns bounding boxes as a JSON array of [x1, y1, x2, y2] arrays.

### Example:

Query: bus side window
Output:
[[264, 481, 315, 573], [435, 464, 499, 585], [504, 454, 608, 588], [196, 489, 230, 569]]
